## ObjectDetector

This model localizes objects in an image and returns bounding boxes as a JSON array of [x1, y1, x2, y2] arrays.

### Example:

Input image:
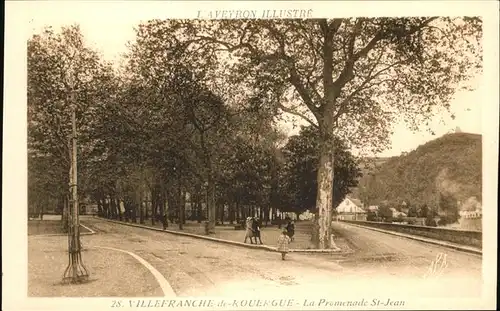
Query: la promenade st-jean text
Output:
[[112, 298, 406, 309], [197, 9, 313, 19]]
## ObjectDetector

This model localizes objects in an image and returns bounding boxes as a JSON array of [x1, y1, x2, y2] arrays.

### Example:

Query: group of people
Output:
[[244, 217, 264, 244], [243, 216, 296, 261]]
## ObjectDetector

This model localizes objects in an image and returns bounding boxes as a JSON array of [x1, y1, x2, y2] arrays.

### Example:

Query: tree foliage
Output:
[[279, 126, 362, 214], [27, 18, 482, 248], [142, 17, 481, 248], [28, 25, 117, 223]]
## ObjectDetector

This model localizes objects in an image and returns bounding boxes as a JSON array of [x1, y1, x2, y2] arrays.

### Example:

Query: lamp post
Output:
[[62, 81, 89, 284]]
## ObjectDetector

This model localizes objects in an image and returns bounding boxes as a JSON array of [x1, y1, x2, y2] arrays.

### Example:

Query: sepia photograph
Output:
[[3, 1, 499, 310]]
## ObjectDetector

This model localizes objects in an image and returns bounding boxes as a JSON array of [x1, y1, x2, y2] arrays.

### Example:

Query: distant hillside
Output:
[[349, 156, 391, 200], [356, 156, 392, 176], [354, 133, 482, 210]]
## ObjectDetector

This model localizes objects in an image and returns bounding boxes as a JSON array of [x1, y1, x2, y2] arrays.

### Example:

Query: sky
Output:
[[26, 6, 483, 158]]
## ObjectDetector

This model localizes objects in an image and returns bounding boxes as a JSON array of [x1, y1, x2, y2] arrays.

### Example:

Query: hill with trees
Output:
[[357, 132, 482, 222]]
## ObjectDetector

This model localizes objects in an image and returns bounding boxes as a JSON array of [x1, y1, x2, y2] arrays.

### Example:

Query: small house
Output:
[[390, 207, 407, 218], [336, 197, 367, 221]]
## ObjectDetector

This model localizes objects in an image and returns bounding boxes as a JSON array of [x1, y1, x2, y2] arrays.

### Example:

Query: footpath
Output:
[[98, 218, 354, 255], [341, 221, 482, 256], [98, 218, 481, 256]]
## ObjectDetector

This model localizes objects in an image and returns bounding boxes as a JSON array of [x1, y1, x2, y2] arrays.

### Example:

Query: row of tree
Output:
[[28, 17, 481, 248], [27, 25, 360, 235]]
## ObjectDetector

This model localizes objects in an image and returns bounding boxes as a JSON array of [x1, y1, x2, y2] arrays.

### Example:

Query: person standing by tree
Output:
[[162, 210, 168, 230], [277, 228, 291, 260], [253, 217, 263, 244], [286, 219, 295, 242], [244, 217, 256, 244]]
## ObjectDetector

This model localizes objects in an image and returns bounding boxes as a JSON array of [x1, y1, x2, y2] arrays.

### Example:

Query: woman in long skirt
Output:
[[244, 217, 255, 244]]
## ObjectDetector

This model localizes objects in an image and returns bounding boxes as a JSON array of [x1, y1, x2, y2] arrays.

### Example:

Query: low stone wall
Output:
[[456, 218, 482, 232], [341, 220, 482, 248]]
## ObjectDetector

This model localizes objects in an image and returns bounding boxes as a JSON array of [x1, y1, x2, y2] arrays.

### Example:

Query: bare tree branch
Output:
[[277, 102, 319, 129]]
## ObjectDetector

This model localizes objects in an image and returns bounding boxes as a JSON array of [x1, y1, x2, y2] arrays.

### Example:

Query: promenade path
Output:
[[28, 217, 482, 298]]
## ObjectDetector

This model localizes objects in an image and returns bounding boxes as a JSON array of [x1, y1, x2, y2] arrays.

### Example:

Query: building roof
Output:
[[345, 195, 363, 207], [337, 198, 366, 214]]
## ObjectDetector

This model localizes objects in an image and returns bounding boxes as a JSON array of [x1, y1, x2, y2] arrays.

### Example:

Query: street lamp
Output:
[[62, 76, 89, 284]]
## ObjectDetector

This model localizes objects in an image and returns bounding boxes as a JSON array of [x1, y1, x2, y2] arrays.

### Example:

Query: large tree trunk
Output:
[[166, 189, 174, 224], [124, 199, 130, 222], [311, 22, 341, 249], [96, 197, 103, 218], [220, 203, 225, 224], [235, 200, 240, 223], [313, 109, 335, 249], [215, 202, 220, 224], [194, 184, 202, 223], [39, 202, 44, 220], [200, 132, 216, 234], [139, 196, 145, 224], [178, 185, 185, 230], [160, 190, 168, 228], [197, 201, 202, 223], [264, 206, 270, 226], [151, 188, 157, 226], [132, 199, 138, 223], [103, 199, 110, 219], [117, 199, 123, 221], [115, 198, 120, 219], [228, 202, 234, 224], [144, 192, 149, 221], [110, 197, 117, 219], [269, 157, 278, 226], [206, 174, 216, 234]]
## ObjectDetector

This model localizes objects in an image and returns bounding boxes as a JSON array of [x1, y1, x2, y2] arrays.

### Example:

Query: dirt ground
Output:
[[115, 219, 353, 251], [28, 220, 92, 236], [28, 235, 163, 297], [28, 217, 482, 298]]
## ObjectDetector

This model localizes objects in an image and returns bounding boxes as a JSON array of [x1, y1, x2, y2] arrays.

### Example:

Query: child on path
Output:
[[286, 220, 295, 242], [277, 228, 291, 260]]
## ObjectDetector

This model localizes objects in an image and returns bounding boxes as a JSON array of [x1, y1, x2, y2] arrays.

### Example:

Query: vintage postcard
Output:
[[3, 1, 499, 310]]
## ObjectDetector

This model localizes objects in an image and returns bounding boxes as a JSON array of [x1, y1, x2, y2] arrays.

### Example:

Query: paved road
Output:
[[77, 218, 482, 298], [331, 221, 482, 276]]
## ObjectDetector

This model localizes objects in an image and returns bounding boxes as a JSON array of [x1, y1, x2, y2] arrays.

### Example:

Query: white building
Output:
[[459, 210, 482, 219], [336, 197, 367, 221], [389, 207, 407, 218]]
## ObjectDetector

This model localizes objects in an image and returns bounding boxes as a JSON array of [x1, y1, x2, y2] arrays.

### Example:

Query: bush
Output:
[[425, 216, 437, 227], [271, 219, 284, 225], [234, 224, 245, 230], [367, 211, 377, 221], [437, 217, 448, 226]]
